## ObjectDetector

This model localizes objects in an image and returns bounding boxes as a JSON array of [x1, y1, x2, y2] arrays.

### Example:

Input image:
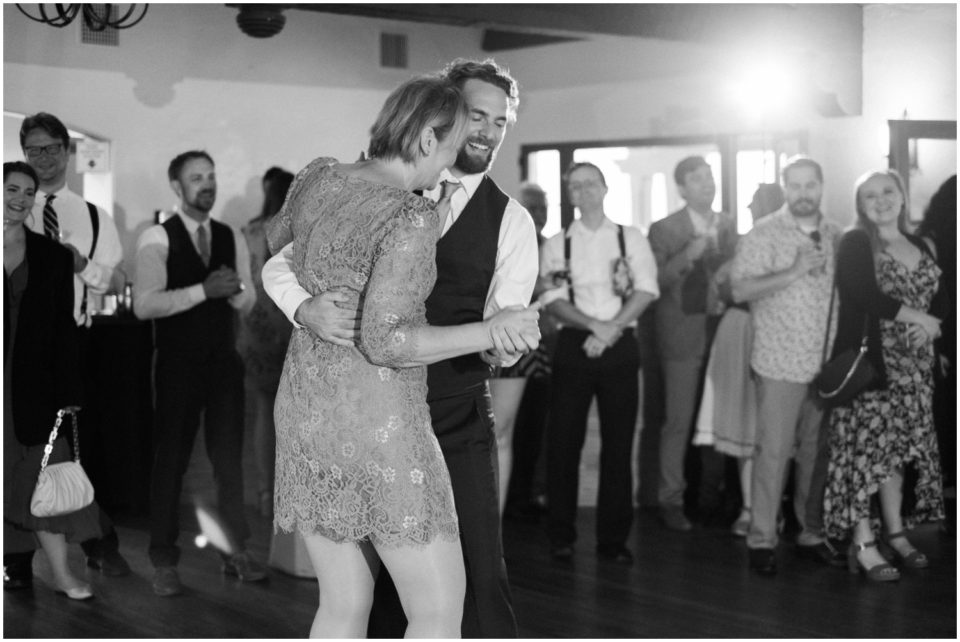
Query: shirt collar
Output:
[[686, 206, 717, 233], [434, 169, 483, 201], [37, 184, 72, 201], [177, 210, 209, 234]]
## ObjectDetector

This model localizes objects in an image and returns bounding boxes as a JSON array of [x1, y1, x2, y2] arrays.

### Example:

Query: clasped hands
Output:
[[483, 302, 541, 358], [202, 266, 243, 299], [583, 319, 623, 359]]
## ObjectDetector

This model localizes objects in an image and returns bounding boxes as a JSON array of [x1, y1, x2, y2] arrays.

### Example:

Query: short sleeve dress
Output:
[[270, 157, 459, 548]]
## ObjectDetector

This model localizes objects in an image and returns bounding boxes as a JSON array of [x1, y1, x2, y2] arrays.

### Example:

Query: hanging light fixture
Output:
[[15, 4, 149, 31]]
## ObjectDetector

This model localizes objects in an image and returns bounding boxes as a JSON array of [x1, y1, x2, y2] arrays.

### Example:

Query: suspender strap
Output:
[[79, 202, 100, 323], [562, 224, 628, 308], [617, 224, 626, 258]]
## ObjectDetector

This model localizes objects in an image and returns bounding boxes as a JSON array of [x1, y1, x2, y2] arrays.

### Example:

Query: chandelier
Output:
[[15, 4, 149, 31]]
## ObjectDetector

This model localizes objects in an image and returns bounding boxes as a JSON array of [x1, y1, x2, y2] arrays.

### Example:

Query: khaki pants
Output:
[[746, 376, 823, 550]]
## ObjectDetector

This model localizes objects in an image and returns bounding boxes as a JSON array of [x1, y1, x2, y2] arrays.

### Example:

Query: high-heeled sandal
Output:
[[884, 530, 929, 569], [847, 541, 900, 582]]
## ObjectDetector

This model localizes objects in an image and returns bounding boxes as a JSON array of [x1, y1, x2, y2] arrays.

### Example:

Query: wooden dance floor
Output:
[[3, 504, 955, 638]]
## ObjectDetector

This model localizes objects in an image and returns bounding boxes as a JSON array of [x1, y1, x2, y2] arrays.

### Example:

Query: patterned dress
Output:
[[823, 250, 944, 539], [268, 157, 459, 548]]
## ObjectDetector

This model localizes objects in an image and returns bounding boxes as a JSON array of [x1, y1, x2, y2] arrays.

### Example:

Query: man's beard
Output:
[[190, 190, 216, 213], [455, 138, 497, 175], [789, 198, 820, 218]]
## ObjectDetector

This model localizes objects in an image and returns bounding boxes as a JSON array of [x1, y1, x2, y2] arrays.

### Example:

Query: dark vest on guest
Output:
[[425, 175, 508, 401], [154, 215, 236, 358]]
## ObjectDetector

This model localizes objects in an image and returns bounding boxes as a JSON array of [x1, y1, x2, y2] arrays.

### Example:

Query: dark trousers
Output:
[[75, 326, 121, 560], [148, 350, 247, 568], [547, 329, 639, 549], [368, 383, 518, 638]]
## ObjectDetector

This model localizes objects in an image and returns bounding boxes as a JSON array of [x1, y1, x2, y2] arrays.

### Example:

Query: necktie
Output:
[[43, 193, 60, 240], [197, 225, 210, 267], [436, 180, 461, 231]]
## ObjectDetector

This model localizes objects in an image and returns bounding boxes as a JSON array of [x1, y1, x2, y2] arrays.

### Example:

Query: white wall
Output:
[[4, 3, 956, 274], [499, 3, 957, 229]]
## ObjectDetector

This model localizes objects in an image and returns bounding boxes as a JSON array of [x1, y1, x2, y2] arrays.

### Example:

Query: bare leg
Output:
[[376, 536, 465, 639], [35, 530, 88, 592], [490, 378, 527, 515], [852, 517, 888, 568], [301, 533, 379, 638], [878, 469, 923, 558]]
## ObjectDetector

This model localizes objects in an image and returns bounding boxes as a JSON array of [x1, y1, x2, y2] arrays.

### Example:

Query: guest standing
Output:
[[3, 161, 99, 599], [823, 170, 944, 581], [134, 150, 263, 596]]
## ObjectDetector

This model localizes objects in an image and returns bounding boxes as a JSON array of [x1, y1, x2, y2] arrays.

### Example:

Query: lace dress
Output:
[[823, 250, 944, 539], [268, 157, 459, 548]]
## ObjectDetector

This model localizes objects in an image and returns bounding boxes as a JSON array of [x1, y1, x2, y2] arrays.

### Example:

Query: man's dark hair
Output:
[[168, 150, 214, 182], [4, 161, 39, 189], [673, 156, 710, 186], [781, 155, 823, 185], [20, 112, 70, 149], [441, 58, 519, 122]]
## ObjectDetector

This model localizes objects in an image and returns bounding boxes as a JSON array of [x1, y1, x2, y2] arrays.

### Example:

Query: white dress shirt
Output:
[[133, 212, 255, 320], [28, 185, 123, 326], [539, 217, 659, 326], [261, 169, 539, 347]]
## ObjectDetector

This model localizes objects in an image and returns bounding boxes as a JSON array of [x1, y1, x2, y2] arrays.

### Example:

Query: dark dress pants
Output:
[[148, 350, 247, 567], [368, 383, 518, 638], [547, 329, 639, 549]]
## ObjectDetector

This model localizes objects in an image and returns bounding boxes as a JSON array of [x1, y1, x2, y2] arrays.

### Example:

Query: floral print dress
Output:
[[267, 158, 459, 548], [823, 249, 944, 539]]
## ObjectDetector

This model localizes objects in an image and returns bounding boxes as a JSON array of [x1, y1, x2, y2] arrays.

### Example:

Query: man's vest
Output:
[[154, 215, 236, 358], [425, 176, 508, 401]]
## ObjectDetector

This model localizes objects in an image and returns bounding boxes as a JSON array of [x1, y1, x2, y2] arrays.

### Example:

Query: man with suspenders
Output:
[[538, 161, 659, 565]]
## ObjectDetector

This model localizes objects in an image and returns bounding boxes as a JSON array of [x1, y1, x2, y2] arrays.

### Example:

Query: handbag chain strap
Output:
[[820, 282, 869, 368], [39, 406, 82, 473]]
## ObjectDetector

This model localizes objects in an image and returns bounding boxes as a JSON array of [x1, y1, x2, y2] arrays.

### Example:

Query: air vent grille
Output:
[[380, 33, 408, 69], [80, 6, 120, 46]]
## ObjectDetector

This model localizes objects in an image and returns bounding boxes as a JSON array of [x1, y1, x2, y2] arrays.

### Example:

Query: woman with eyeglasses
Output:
[[3, 161, 101, 599]]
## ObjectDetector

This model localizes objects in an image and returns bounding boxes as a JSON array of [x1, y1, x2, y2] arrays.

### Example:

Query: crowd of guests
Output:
[[2, 55, 954, 638]]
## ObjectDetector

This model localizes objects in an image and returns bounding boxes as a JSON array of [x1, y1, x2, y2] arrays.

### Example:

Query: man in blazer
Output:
[[648, 156, 738, 531]]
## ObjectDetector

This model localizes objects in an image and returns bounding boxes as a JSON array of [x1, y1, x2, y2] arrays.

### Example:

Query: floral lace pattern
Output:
[[268, 157, 459, 548], [824, 250, 944, 539]]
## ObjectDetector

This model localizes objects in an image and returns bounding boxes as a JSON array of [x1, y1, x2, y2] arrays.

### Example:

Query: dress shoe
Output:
[[55, 581, 94, 601], [550, 544, 574, 561], [222, 552, 268, 582], [659, 506, 692, 532], [596, 545, 634, 566], [87, 549, 131, 576], [796, 540, 847, 568], [152, 566, 184, 597], [748, 548, 777, 576]]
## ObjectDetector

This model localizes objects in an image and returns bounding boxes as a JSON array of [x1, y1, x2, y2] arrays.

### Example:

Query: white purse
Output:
[[30, 407, 95, 518]]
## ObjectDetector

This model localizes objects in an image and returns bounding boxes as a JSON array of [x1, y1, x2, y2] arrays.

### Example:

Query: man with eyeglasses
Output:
[[9, 112, 127, 586], [539, 161, 659, 565]]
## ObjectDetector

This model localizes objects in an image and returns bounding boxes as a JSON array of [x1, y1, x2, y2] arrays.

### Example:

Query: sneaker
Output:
[[87, 549, 131, 577], [222, 552, 267, 582], [152, 566, 183, 597], [659, 506, 693, 532]]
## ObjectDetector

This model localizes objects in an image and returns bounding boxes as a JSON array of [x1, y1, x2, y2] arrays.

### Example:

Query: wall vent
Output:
[[380, 33, 408, 69], [80, 6, 120, 47]]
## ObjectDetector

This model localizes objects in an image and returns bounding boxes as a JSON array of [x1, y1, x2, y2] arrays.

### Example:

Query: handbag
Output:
[[30, 406, 95, 518], [815, 285, 878, 407]]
